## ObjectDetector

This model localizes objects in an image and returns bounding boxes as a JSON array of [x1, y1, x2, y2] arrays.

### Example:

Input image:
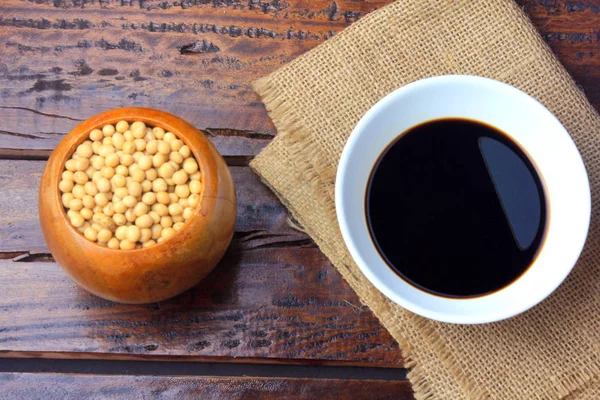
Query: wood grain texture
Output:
[[1, 0, 600, 155], [0, 373, 414, 399], [0, 160, 401, 367]]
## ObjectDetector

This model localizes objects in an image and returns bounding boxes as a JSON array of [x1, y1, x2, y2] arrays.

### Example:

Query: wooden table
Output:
[[0, 1, 598, 398]]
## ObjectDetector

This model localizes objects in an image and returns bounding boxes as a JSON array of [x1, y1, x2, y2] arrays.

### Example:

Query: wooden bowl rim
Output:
[[45, 107, 223, 253]]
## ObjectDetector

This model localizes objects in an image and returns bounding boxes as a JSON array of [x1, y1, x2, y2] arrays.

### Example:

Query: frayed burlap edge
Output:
[[251, 76, 489, 399]]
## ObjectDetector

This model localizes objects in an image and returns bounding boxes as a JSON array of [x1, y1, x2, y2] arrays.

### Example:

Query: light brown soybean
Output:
[[77, 143, 93, 158], [131, 168, 145, 183], [146, 140, 159, 155], [123, 195, 137, 208], [90, 129, 103, 141], [183, 158, 198, 175], [97, 228, 112, 243], [172, 215, 184, 223], [113, 213, 127, 226], [169, 151, 183, 164], [80, 208, 93, 220], [120, 154, 134, 167], [145, 168, 158, 181], [126, 225, 141, 242], [152, 203, 169, 216], [85, 166, 96, 179], [96, 178, 111, 192], [111, 174, 126, 188], [114, 187, 129, 199], [183, 207, 194, 220], [128, 181, 143, 198], [101, 166, 115, 179], [168, 193, 179, 204], [115, 226, 128, 240], [93, 206, 103, 214], [152, 178, 168, 192], [169, 161, 180, 172], [161, 227, 176, 240], [168, 203, 183, 216], [75, 158, 89, 171], [134, 138, 146, 152], [62, 193, 74, 208], [152, 126, 165, 139], [188, 194, 200, 208], [112, 133, 125, 149], [71, 213, 85, 227], [152, 153, 167, 168], [103, 203, 115, 217], [125, 208, 136, 223], [175, 184, 190, 199], [163, 132, 176, 143], [73, 171, 89, 184], [122, 141, 135, 155], [102, 137, 114, 147], [178, 198, 189, 208], [59, 179, 74, 193], [158, 163, 175, 179], [143, 240, 156, 248], [138, 155, 152, 170], [131, 121, 146, 138], [105, 153, 120, 168], [69, 198, 83, 211], [142, 192, 156, 205], [62, 170, 74, 181], [72, 185, 86, 199], [179, 145, 191, 158], [151, 224, 162, 240], [133, 202, 149, 217], [157, 140, 171, 155], [82, 195, 95, 209], [116, 120, 129, 133], [136, 214, 153, 229], [171, 139, 183, 152], [189, 180, 202, 194], [172, 170, 188, 185], [141, 180, 152, 192], [113, 201, 127, 214], [173, 222, 184, 231], [107, 237, 120, 249], [148, 210, 160, 224], [140, 228, 152, 242], [102, 124, 116, 136], [84, 227, 98, 241], [91, 155, 105, 170], [123, 130, 134, 142], [160, 216, 173, 228], [94, 193, 109, 207], [120, 239, 135, 250], [98, 145, 115, 158]]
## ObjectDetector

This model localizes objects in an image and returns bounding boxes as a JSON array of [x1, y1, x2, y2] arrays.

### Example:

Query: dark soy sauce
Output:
[[366, 118, 547, 297]]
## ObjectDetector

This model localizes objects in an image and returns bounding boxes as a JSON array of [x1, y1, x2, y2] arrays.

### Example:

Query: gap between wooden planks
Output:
[[0, 373, 414, 400]]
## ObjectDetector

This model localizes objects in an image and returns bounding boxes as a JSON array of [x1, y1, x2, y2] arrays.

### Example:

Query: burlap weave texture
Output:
[[250, 1, 600, 398]]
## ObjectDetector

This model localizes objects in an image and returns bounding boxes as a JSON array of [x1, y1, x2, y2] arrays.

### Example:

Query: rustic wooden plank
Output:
[[0, 373, 414, 400], [0, 0, 383, 152], [0, 159, 402, 367], [0, 160, 305, 253], [1, 0, 600, 155], [0, 251, 400, 366]]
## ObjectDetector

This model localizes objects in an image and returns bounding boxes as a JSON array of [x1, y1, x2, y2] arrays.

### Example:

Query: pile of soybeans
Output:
[[58, 120, 202, 250]]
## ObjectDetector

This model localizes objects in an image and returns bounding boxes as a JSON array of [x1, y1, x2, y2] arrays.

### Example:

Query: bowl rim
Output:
[[335, 75, 591, 324], [49, 107, 216, 252]]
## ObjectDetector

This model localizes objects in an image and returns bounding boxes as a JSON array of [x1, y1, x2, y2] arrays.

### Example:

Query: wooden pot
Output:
[[39, 107, 236, 304]]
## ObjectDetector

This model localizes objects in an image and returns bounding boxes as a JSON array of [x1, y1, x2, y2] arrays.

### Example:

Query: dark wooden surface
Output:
[[1, 0, 599, 398], [0, 373, 414, 399]]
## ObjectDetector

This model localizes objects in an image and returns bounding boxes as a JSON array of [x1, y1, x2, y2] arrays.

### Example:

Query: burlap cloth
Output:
[[250, 0, 600, 398]]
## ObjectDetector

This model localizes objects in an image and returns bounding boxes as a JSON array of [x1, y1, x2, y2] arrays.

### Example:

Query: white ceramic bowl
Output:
[[336, 75, 590, 324]]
